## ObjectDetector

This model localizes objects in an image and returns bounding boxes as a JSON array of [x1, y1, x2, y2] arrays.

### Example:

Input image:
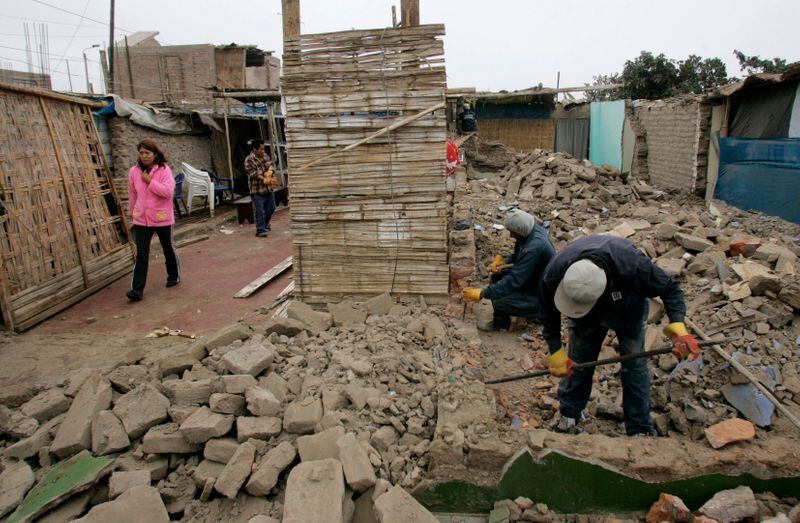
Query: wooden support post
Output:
[[282, 0, 301, 40], [686, 318, 800, 431], [223, 97, 234, 181], [98, 49, 110, 94], [401, 0, 419, 26], [124, 35, 135, 98], [38, 96, 91, 288], [391, 5, 398, 27], [266, 104, 286, 187]]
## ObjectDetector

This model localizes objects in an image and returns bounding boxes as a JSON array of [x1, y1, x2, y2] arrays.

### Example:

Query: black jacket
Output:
[[482, 224, 556, 300], [540, 235, 686, 353]]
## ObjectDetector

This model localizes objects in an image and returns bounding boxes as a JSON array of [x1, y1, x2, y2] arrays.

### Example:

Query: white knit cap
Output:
[[505, 209, 536, 237], [554, 259, 607, 318]]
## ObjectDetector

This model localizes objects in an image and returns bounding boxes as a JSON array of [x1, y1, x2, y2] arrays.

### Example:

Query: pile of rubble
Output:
[[454, 141, 800, 439], [0, 294, 452, 522]]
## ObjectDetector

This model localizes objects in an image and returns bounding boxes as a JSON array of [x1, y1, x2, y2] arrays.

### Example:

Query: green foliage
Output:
[[733, 49, 790, 75], [587, 51, 733, 101]]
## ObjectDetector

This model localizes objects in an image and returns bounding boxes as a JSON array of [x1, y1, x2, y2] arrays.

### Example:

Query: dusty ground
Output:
[[0, 207, 293, 396]]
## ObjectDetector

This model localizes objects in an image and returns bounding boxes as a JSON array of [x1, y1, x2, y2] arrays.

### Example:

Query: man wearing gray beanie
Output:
[[463, 209, 556, 330]]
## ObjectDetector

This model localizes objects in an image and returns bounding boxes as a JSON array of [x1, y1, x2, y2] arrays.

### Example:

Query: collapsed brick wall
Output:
[[109, 117, 213, 179], [631, 98, 711, 195], [477, 119, 555, 152]]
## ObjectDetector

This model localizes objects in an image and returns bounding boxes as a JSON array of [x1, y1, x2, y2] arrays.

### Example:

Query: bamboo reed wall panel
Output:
[[0, 84, 133, 331], [283, 25, 449, 304]]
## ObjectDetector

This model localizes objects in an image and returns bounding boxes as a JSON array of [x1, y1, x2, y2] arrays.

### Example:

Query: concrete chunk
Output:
[[179, 406, 234, 443], [286, 300, 333, 333], [283, 397, 323, 434], [109, 470, 150, 499], [674, 232, 713, 252], [91, 410, 130, 456], [374, 485, 439, 523], [246, 440, 297, 496], [204, 323, 252, 351], [222, 374, 258, 394], [161, 378, 214, 406], [699, 486, 758, 522], [328, 301, 367, 326], [214, 441, 256, 498], [0, 460, 34, 518], [113, 383, 170, 439], [704, 418, 756, 449], [193, 459, 226, 487], [246, 387, 282, 417], [209, 392, 246, 415], [20, 389, 71, 422], [237, 416, 282, 442], [283, 458, 345, 523], [50, 376, 112, 458], [259, 373, 289, 402], [142, 423, 199, 454], [72, 486, 169, 523], [3, 414, 61, 460], [107, 365, 149, 393], [203, 437, 240, 465], [337, 432, 376, 492], [297, 426, 345, 462], [222, 340, 275, 376], [363, 293, 394, 315]]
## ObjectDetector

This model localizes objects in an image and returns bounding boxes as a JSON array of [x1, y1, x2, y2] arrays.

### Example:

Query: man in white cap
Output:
[[462, 209, 556, 330], [539, 235, 700, 436]]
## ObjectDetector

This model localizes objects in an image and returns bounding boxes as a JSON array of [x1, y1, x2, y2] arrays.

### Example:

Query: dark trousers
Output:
[[557, 303, 654, 435], [490, 271, 543, 329], [253, 192, 276, 234], [130, 225, 180, 297]]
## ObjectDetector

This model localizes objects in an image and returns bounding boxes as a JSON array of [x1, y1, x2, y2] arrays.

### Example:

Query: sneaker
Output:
[[630, 429, 657, 438], [166, 279, 180, 288], [265, 224, 272, 231], [256, 231, 268, 237], [126, 290, 142, 301], [552, 413, 586, 434]]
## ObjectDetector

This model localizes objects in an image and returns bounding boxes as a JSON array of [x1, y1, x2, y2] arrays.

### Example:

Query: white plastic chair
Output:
[[182, 162, 215, 217]]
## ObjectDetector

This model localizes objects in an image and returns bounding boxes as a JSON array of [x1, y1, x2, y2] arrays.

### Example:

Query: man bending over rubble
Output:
[[462, 209, 556, 330], [540, 235, 700, 436]]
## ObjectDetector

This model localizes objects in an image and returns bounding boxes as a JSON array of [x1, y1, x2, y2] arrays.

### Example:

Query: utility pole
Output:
[[282, 0, 300, 41], [83, 44, 99, 94], [400, 0, 419, 26], [66, 61, 73, 91], [108, 0, 115, 93]]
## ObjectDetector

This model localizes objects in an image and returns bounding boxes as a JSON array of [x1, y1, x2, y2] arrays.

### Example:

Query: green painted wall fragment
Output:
[[417, 449, 800, 514], [8, 450, 114, 523]]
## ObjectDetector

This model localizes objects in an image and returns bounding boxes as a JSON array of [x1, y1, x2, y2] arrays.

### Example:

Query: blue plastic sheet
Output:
[[715, 137, 800, 224], [589, 100, 624, 169]]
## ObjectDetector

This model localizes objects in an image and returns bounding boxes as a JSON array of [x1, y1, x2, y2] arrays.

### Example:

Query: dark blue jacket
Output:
[[540, 235, 686, 353], [482, 224, 556, 300]]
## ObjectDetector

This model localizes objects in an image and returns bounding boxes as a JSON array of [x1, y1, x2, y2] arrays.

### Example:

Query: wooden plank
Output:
[[0, 81, 106, 107], [233, 256, 293, 298]]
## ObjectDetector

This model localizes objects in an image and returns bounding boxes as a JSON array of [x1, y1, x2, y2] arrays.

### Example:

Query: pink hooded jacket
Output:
[[128, 163, 176, 227]]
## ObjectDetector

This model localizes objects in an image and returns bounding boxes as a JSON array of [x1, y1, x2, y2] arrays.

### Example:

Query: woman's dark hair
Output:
[[137, 139, 167, 167]]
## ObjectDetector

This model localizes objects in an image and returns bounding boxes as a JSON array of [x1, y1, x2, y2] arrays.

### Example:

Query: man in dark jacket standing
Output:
[[539, 235, 700, 436], [462, 209, 556, 330]]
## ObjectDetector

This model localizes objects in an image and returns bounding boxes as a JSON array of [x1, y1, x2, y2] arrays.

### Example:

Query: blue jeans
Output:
[[557, 303, 654, 435], [252, 192, 276, 234]]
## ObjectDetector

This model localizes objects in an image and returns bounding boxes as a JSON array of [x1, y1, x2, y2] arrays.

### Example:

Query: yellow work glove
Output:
[[489, 254, 506, 274], [663, 322, 701, 361], [462, 287, 482, 303], [545, 348, 575, 377]]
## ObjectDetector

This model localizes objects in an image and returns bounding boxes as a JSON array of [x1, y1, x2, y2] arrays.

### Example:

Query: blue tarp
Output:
[[589, 100, 624, 169], [716, 137, 800, 224], [475, 102, 550, 120]]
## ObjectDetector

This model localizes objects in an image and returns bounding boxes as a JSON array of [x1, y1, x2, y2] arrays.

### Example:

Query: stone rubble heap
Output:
[[0, 294, 451, 522], [456, 140, 800, 439]]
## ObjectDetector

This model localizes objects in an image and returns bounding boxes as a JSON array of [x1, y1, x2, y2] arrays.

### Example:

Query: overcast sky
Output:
[[1, 0, 798, 94]]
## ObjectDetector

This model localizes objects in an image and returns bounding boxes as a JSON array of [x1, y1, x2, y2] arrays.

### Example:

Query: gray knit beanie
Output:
[[505, 209, 536, 237]]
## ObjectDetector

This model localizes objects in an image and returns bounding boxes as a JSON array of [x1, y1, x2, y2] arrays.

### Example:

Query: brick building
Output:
[[109, 31, 280, 104]]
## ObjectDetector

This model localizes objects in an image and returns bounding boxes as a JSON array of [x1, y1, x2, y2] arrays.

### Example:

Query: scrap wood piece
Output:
[[269, 281, 295, 309], [234, 256, 293, 298], [7, 450, 114, 523], [175, 235, 209, 249], [145, 326, 196, 339], [686, 318, 800, 431], [453, 132, 476, 147]]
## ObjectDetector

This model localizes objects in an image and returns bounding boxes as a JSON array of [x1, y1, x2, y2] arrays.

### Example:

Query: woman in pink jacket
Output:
[[126, 139, 180, 301]]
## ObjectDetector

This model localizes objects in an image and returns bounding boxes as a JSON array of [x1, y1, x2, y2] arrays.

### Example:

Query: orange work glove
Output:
[[545, 348, 575, 377], [489, 254, 506, 274], [462, 287, 482, 303], [664, 322, 701, 361]]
